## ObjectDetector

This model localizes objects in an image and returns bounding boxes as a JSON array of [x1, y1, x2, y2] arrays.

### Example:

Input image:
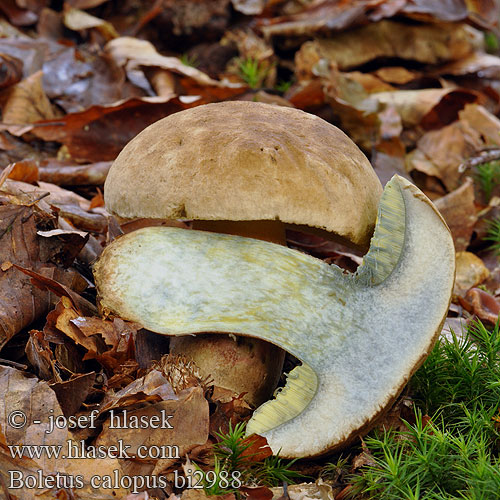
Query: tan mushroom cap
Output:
[[104, 101, 383, 247]]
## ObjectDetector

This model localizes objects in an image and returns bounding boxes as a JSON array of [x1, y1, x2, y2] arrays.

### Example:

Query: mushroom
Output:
[[95, 182, 455, 456], [101, 101, 383, 406]]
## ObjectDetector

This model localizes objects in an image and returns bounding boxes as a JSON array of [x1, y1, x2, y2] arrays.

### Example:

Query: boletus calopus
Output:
[[95, 102, 455, 458], [100, 101, 382, 407]]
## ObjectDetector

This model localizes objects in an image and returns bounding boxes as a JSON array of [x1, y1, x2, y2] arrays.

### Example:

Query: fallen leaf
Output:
[[231, 0, 266, 15], [99, 369, 178, 414], [462, 287, 500, 324], [0, 52, 23, 88], [25, 329, 59, 381], [1, 70, 59, 124], [45, 296, 102, 352], [106, 37, 240, 88], [38, 160, 112, 186], [30, 97, 221, 162], [454, 251, 490, 295], [434, 177, 478, 250], [371, 89, 478, 128], [50, 372, 96, 417], [281, 22, 482, 69], [459, 103, 500, 146], [0, 0, 38, 26], [42, 46, 130, 113], [63, 7, 118, 40], [96, 386, 209, 473], [374, 66, 421, 85], [0, 205, 84, 348], [406, 120, 483, 190]]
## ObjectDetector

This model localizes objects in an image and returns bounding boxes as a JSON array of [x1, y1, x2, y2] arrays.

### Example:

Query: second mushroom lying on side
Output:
[[95, 101, 455, 459]]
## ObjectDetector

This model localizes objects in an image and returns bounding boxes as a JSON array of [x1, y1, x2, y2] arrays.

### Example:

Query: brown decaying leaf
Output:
[[50, 371, 96, 416], [14, 264, 96, 315], [434, 177, 477, 251], [0, 0, 38, 26], [26, 329, 59, 381], [459, 103, 500, 146], [262, 0, 496, 37], [97, 386, 209, 472], [454, 251, 490, 296], [437, 52, 500, 78], [371, 89, 478, 128], [240, 486, 273, 500], [461, 287, 500, 324], [406, 119, 483, 191], [2, 159, 39, 183], [42, 46, 131, 113], [38, 160, 112, 186], [106, 37, 240, 88], [1, 69, 59, 125], [29, 96, 242, 162], [267, 19, 482, 64], [99, 369, 178, 415], [63, 7, 119, 40], [407, 104, 500, 191], [0, 52, 23, 89], [0, 205, 80, 349]]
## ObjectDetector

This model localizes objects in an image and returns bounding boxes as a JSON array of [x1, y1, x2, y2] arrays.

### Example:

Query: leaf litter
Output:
[[0, 0, 500, 498]]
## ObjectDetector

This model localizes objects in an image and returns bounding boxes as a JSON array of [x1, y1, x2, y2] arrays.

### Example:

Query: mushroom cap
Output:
[[104, 101, 383, 247]]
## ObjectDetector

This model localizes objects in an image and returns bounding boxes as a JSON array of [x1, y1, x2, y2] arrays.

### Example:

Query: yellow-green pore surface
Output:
[[94, 176, 455, 458]]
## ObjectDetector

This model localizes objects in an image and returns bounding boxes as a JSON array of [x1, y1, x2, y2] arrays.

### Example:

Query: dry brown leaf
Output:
[[1, 70, 59, 125], [374, 66, 421, 85], [63, 7, 118, 40], [0, 205, 80, 348], [42, 46, 129, 113], [0, 52, 23, 89], [454, 251, 490, 296], [260, 1, 368, 38], [371, 89, 478, 128], [13, 264, 97, 316], [45, 296, 102, 352], [434, 177, 477, 251], [231, 0, 266, 15], [438, 52, 500, 78], [287, 22, 482, 70], [406, 120, 483, 191], [96, 386, 209, 472], [30, 97, 229, 162], [3, 159, 39, 183], [459, 103, 500, 146], [106, 37, 240, 88], [0, 0, 38, 26], [342, 71, 394, 93], [25, 329, 59, 381], [99, 369, 178, 414], [462, 287, 500, 324], [50, 372, 96, 416]]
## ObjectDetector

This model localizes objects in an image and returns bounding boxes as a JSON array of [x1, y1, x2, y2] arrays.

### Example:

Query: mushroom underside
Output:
[[94, 175, 455, 458]]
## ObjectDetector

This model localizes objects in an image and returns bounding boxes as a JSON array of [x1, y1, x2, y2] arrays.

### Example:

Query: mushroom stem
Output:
[[170, 219, 287, 407], [192, 220, 286, 245]]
